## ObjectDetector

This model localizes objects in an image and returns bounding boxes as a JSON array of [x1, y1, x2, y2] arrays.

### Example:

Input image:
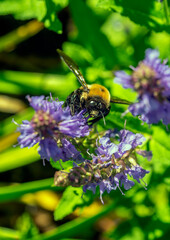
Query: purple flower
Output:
[[15, 95, 90, 162], [114, 49, 170, 125], [38, 138, 63, 162], [54, 129, 151, 203], [96, 129, 146, 159], [82, 129, 151, 203], [93, 137, 118, 162], [61, 139, 84, 163]]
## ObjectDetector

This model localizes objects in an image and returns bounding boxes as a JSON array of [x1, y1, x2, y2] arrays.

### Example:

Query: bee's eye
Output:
[[89, 100, 96, 107], [98, 102, 103, 109]]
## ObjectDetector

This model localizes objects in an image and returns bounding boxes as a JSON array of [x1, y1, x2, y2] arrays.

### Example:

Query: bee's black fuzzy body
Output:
[[64, 88, 84, 115]]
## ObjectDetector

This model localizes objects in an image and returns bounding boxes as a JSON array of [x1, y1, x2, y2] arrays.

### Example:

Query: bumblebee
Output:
[[57, 49, 131, 124]]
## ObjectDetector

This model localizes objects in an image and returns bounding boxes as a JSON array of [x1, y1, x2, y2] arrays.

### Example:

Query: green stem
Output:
[[164, 0, 170, 25]]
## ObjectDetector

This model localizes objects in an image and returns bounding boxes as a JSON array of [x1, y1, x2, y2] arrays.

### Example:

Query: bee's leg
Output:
[[88, 108, 110, 126], [70, 105, 75, 115]]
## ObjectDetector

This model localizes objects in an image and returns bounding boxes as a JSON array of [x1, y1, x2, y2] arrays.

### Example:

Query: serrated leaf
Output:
[[97, 0, 170, 33], [54, 186, 93, 221]]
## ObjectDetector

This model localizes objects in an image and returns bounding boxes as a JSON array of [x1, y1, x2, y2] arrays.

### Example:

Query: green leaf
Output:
[[149, 183, 170, 222], [16, 213, 39, 239], [97, 0, 170, 33], [69, 0, 118, 69], [0, 0, 32, 16], [42, 0, 62, 33], [106, 109, 152, 135], [62, 42, 94, 65], [152, 126, 170, 151], [50, 159, 73, 170], [150, 139, 170, 174], [54, 186, 93, 221], [0, 0, 69, 33]]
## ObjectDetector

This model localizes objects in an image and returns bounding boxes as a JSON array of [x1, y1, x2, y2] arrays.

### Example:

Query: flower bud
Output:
[[68, 166, 92, 187], [54, 171, 70, 187]]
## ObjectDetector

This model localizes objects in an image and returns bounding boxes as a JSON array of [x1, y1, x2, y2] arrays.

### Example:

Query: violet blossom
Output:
[[14, 95, 90, 163], [54, 129, 151, 203], [114, 49, 170, 125]]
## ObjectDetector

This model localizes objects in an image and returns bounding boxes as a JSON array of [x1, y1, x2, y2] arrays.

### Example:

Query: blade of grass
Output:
[[0, 227, 21, 240], [0, 146, 40, 172], [0, 132, 20, 152], [163, 0, 170, 25], [0, 71, 77, 96], [0, 178, 62, 203], [0, 20, 43, 53]]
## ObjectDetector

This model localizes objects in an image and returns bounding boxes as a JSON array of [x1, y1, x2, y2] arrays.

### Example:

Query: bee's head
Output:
[[86, 97, 110, 118]]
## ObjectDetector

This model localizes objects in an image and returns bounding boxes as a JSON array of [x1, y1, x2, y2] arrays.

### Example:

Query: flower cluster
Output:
[[114, 49, 170, 125], [15, 95, 90, 163], [54, 129, 151, 203]]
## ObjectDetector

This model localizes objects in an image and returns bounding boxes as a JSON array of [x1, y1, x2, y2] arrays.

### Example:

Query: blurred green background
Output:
[[0, 0, 169, 239]]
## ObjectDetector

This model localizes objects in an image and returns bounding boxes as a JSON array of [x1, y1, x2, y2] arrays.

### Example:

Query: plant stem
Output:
[[164, 0, 170, 25]]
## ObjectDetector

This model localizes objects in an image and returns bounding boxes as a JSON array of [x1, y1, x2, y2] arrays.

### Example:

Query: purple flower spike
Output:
[[81, 129, 151, 203], [114, 49, 170, 125], [15, 95, 90, 163]]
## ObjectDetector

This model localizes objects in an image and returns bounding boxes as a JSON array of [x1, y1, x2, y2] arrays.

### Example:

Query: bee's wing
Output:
[[57, 49, 89, 92], [110, 96, 132, 105]]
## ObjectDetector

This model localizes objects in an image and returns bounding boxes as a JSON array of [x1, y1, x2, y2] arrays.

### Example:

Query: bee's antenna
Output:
[[100, 111, 106, 126], [124, 119, 127, 129]]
